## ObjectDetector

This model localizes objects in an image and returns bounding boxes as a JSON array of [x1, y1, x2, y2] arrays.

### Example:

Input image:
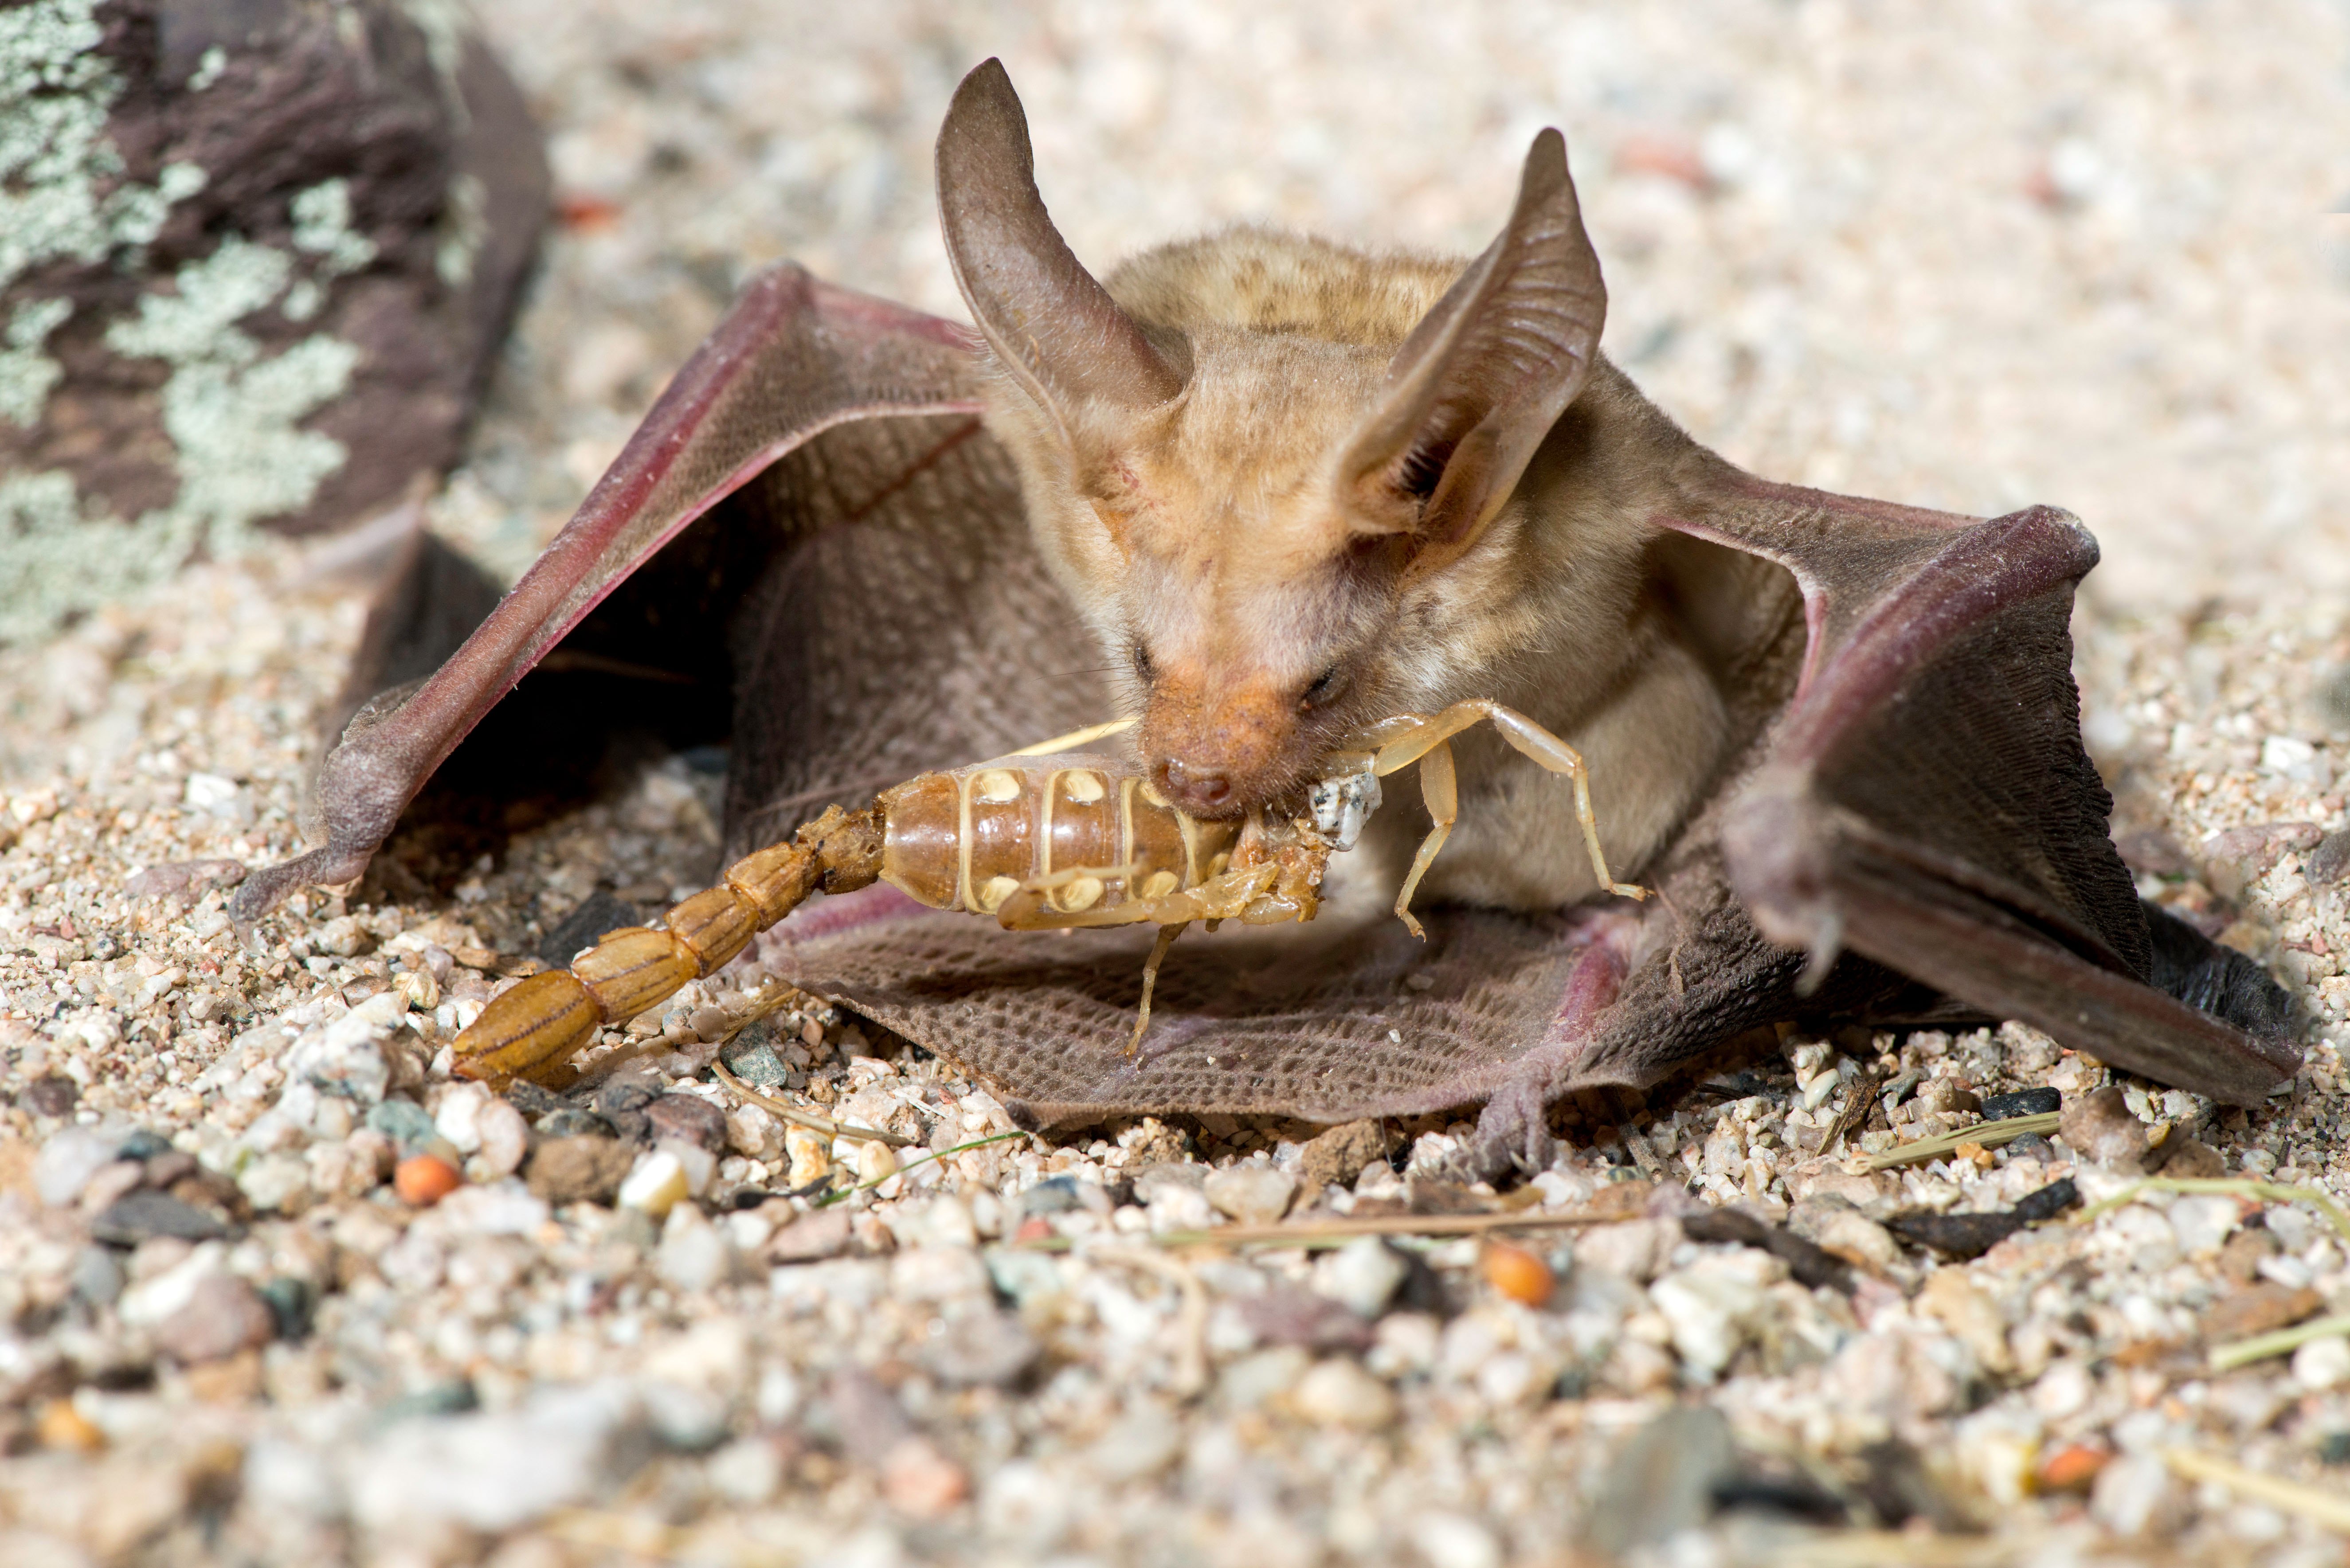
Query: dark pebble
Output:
[[534, 1107, 616, 1140], [525, 1136, 638, 1206], [501, 1080, 570, 1119], [366, 1099, 440, 1152], [1681, 1205, 1855, 1293], [372, 1380, 479, 1430], [2309, 829, 2350, 887], [2004, 1132, 2055, 1162], [645, 1093, 728, 1153], [90, 1189, 231, 1245], [1978, 1088, 2061, 1120], [537, 891, 644, 970], [71, 1246, 125, 1307], [259, 1277, 316, 1341], [115, 1129, 172, 1160], [2319, 1430, 2350, 1465], [721, 1033, 792, 1090], [20, 1076, 78, 1117], [1020, 1175, 1085, 1215], [2011, 1176, 2081, 1224]]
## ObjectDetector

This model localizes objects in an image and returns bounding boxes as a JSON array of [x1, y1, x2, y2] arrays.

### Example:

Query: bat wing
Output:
[[231, 266, 988, 924], [1686, 479, 2298, 1103]]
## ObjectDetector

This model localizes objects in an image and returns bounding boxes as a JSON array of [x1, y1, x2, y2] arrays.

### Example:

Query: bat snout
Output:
[[1152, 757, 1235, 815], [1140, 673, 1308, 821]]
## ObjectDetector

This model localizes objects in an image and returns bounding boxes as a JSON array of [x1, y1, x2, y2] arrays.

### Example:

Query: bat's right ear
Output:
[[1340, 128, 1607, 577], [935, 59, 1187, 425]]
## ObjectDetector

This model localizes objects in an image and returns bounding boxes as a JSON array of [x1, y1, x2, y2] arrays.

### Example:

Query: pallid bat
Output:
[[230, 60, 2295, 1177]]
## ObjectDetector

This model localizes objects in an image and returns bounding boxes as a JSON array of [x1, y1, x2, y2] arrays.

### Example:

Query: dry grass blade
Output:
[[2163, 1447, 2350, 1534], [1016, 1206, 1624, 1253], [808, 1130, 1028, 1208], [2209, 1312, 2350, 1373], [709, 1058, 917, 1148], [1862, 1111, 2059, 1171]]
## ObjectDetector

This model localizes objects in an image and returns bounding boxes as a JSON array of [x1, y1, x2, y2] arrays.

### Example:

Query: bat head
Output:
[[937, 59, 1607, 819]]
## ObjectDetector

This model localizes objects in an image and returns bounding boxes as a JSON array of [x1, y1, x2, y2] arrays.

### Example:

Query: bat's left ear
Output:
[[1340, 129, 1607, 571]]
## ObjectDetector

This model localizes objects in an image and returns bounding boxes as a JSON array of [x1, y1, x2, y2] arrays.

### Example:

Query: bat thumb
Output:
[[1794, 912, 1845, 997]]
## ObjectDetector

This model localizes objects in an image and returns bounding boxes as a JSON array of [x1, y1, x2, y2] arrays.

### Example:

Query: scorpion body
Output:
[[450, 702, 1642, 1089]]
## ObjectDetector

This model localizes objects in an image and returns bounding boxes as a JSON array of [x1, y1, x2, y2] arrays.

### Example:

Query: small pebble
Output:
[[2059, 1086, 2150, 1169], [154, 1272, 276, 1364], [1297, 1119, 1386, 1194], [646, 1093, 728, 1153], [854, 1140, 899, 1186], [619, 1148, 692, 1216], [525, 1135, 636, 1205], [367, 1099, 441, 1152], [394, 1154, 463, 1207], [1479, 1240, 1555, 1306], [1317, 1236, 1411, 1318], [2296, 1335, 2350, 1391], [1203, 1165, 1297, 1225], [1288, 1357, 1398, 1430], [90, 1189, 229, 1245], [880, 1437, 969, 1517], [2038, 1443, 2111, 1493], [2204, 1283, 2322, 1343], [473, 1097, 531, 1177], [20, 1075, 80, 1118], [36, 1399, 105, 1452]]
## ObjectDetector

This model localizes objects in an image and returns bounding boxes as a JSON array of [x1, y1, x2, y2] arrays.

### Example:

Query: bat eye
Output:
[[1300, 665, 1344, 709], [1131, 642, 1155, 683]]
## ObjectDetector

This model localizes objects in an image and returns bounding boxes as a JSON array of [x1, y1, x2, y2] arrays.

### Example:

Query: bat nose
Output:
[[1155, 757, 1233, 814]]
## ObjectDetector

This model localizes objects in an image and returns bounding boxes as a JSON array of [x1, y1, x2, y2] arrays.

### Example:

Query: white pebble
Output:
[[1412, 1513, 1501, 1568], [1316, 1236, 1409, 1319], [433, 1082, 490, 1154], [1288, 1358, 1398, 1429], [655, 1204, 733, 1292], [1203, 1165, 1296, 1225], [619, 1149, 690, 1217], [2293, 1335, 2350, 1391], [472, 1097, 529, 1178]]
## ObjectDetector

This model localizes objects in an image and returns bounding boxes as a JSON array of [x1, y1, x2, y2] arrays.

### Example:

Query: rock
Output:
[[1978, 1087, 2061, 1119], [2091, 1452, 2180, 1536], [880, 1436, 969, 1518], [2167, 1192, 2242, 1256], [1412, 1515, 1503, 1568], [0, 0, 547, 646], [654, 1204, 732, 1292], [645, 1093, 728, 1154], [1297, 1119, 1387, 1194], [525, 1136, 635, 1206], [768, 1207, 854, 1263], [2156, 1138, 2227, 1179], [2059, 1088, 2150, 1169], [1583, 1405, 1736, 1558], [433, 1082, 492, 1153], [34, 1126, 119, 1207], [1575, 1218, 1671, 1283], [286, 993, 403, 1103], [365, 1098, 439, 1152], [70, 1244, 124, 1306], [1479, 1240, 1555, 1306], [393, 1153, 461, 1206], [1919, 1270, 2012, 1374], [535, 1106, 617, 1141], [1649, 1253, 1774, 1380], [618, 1148, 691, 1217], [724, 1103, 784, 1160], [472, 1097, 529, 1178], [1239, 1287, 1377, 1353], [1794, 1203, 1902, 1273], [2205, 1283, 2324, 1344], [153, 1272, 274, 1363], [349, 1381, 652, 1533], [923, 1310, 1042, 1388], [234, 1153, 311, 1212], [1681, 1204, 1853, 1291], [2311, 829, 2350, 887], [2297, 1337, 2350, 1391], [1288, 1358, 1398, 1430], [1888, 1177, 2080, 1260], [1204, 1165, 1296, 1226], [19, 1075, 78, 1117], [706, 1437, 784, 1505], [1315, 1236, 1411, 1318]]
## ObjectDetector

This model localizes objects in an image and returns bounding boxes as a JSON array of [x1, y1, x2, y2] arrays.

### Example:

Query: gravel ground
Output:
[[4, 3, 2349, 1564]]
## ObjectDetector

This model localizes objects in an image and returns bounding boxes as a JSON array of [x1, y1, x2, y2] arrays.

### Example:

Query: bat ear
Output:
[[1341, 128, 1606, 568], [936, 59, 1187, 420]]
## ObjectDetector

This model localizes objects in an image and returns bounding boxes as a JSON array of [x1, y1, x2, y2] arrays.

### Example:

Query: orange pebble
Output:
[[1480, 1240, 1555, 1307], [35, 1398, 104, 1452], [2038, 1443, 2111, 1493], [394, 1153, 462, 1206]]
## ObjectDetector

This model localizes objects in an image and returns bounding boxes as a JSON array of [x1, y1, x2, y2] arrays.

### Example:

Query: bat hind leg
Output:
[[1129, 921, 1190, 1055]]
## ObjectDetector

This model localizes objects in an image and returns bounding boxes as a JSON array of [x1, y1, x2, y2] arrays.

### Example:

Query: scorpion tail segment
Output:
[[451, 970, 600, 1088], [452, 803, 888, 1087]]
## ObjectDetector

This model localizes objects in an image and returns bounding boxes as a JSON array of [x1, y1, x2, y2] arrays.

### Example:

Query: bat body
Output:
[[233, 62, 2295, 1177]]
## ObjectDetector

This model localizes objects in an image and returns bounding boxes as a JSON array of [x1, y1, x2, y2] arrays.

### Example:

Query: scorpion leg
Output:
[[1390, 737, 1457, 939], [1371, 700, 1647, 906], [1129, 920, 1189, 1054]]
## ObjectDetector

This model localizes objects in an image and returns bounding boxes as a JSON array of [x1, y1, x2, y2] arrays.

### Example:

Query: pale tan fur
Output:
[[980, 226, 1762, 913]]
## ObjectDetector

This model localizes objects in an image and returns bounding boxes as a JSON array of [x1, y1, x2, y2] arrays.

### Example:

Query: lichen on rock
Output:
[[0, 0, 548, 645]]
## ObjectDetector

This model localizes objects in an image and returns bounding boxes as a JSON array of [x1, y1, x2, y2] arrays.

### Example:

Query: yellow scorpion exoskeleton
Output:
[[450, 702, 1645, 1088]]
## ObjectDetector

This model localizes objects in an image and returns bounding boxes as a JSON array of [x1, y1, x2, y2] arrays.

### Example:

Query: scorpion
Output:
[[450, 700, 1646, 1089]]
